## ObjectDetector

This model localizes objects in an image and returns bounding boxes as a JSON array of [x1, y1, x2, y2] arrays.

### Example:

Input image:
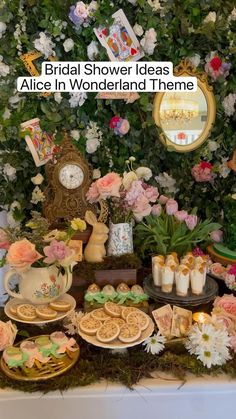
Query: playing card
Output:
[[96, 92, 140, 103], [152, 305, 173, 338], [171, 306, 192, 338], [21, 118, 55, 167], [94, 9, 144, 62], [68, 240, 83, 262]]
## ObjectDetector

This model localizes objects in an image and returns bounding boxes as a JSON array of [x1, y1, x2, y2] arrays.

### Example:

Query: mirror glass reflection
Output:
[[159, 87, 208, 146]]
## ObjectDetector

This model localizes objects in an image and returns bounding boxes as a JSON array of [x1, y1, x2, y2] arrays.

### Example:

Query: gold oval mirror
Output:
[[153, 59, 216, 152]]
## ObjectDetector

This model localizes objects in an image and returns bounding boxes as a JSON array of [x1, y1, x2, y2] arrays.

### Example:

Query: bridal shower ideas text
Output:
[[17, 62, 197, 93]]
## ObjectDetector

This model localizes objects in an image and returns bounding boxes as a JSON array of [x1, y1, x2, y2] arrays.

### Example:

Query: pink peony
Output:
[[0, 228, 10, 250], [144, 184, 159, 203], [125, 180, 145, 206], [6, 239, 42, 271], [192, 247, 205, 257], [0, 320, 17, 351], [44, 240, 73, 265], [174, 210, 188, 221], [132, 195, 152, 221], [151, 204, 162, 216], [118, 119, 130, 135], [214, 294, 236, 316], [75, 1, 89, 19], [159, 195, 169, 204], [185, 214, 198, 230], [210, 229, 223, 243], [191, 161, 214, 182], [86, 182, 100, 203], [166, 199, 178, 215], [96, 172, 122, 199]]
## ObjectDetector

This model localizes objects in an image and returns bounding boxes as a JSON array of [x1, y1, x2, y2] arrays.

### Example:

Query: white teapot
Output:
[[4, 264, 75, 305]]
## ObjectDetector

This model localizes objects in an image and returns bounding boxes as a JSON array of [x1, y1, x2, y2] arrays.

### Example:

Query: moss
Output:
[[73, 254, 142, 282]]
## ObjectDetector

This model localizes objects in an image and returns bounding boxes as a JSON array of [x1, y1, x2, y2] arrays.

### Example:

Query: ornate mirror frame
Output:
[[153, 59, 216, 153]]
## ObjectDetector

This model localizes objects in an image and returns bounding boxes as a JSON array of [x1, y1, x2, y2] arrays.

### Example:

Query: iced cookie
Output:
[[35, 306, 58, 320], [50, 331, 77, 354], [16, 304, 37, 321], [96, 322, 120, 343], [49, 300, 71, 312], [91, 308, 111, 322], [118, 323, 141, 343], [104, 302, 122, 318], [79, 315, 102, 335], [20, 340, 50, 368], [121, 306, 138, 320], [104, 317, 126, 328], [126, 311, 149, 331]]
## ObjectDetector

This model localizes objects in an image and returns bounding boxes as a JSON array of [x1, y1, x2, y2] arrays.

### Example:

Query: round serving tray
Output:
[[0, 335, 80, 382], [143, 275, 218, 307]]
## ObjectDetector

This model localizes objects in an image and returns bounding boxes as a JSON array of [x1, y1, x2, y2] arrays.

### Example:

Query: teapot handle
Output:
[[62, 265, 74, 294], [4, 269, 23, 299]]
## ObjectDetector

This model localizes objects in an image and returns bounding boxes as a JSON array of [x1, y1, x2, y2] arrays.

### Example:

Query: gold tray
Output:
[[0, 335, 80, 382]]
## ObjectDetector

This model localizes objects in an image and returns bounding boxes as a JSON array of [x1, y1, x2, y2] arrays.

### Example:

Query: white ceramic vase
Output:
[[107, 222, 133, 256]]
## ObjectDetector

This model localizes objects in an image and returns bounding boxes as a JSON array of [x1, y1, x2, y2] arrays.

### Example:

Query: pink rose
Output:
[[185, 214, 198, 230], [44, 240, 74, 265], [133, 195, 152, 221], [75, 1, 89, 18], [118, 119, 130, 135], [213, 313, 235, 333], [191, 161, 214, 182], [210, 230, 223, 243], [86, 182, 100, 203], [210, 263, 226, 277], [214, 294, 236, 316], [0, 320, 17, 351], [166, 199, 178, 215], [159, 195, 169, 204], [151, 204, 162, 216], [174, 210, 188, 222], [144, 184, 159, 202], [96, 172, 122, 199], [6, 239, 42, 271], [0, 228, 10, 250]]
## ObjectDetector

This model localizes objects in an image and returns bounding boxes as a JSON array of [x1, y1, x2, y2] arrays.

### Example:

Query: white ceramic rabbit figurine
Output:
[[84, 211, 109, 263]]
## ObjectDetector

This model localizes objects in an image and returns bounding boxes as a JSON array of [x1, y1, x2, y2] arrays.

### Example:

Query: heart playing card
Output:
[[94, 9, 144, 62]]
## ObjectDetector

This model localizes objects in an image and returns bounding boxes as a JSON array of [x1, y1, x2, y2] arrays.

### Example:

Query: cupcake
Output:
[[190, 267, 205, 295], [152, 260, 165, 286], [20, 341, 50, 368], [161, 265, 175, 293], [175, 266, 190, 296], [35, 336, 59, 358], [116, 283, 131, 303], [3, 347, 28, 369], [102, 285, 117, 300], [50, 331, 77, 354]]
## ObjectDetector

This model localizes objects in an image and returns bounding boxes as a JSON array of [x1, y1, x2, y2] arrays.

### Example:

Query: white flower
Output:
[[31, 173, 44, 185], [7, 212, 20, 228], [155, 172, 178, 194], [63, 310, 84, 335], [31, 186, 45, 204], [208, 140, 219, 152], [127, 0, 137, 4], [88, 1, 99, 13], [136, 166, 152, 181], [222, 93, 236, 117], [123, 171, 138, 190], [228, 7, 236, 21], [86, 138, 100, 154], [70, 129, 80, 141], [93, 168, 101, 179], [63, 38, 74, 52], [2, 108, 11, 119], [133, 23, 144, 37], [0, 22, 6, 39], [10, 201, 21, 212], [140, 28, 157, 56], [203, 11, 216, 24], [33, 32, 55, 58], [9, 93, 22, 107], [147, 0, 162, 12], [218, 158, 231, 178], [186, 323, 231, 368], [189, 54, 201, 68], [54, 92, 62, 104], [143, 332, 166, 355], [69, 92, 87, 108], [0, 59, 10, 77], [3, 163, 16, 181], [87, 40, 99, 60]]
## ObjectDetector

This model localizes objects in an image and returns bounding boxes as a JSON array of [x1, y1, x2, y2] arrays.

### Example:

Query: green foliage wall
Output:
[[0, 0, 235, 225]]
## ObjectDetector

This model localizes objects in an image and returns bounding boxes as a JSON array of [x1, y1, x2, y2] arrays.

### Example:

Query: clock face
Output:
[[59, 164, 84, 189]]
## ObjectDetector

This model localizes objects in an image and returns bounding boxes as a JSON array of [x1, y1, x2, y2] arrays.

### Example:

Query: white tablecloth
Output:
[[0, 375, 235, 419]]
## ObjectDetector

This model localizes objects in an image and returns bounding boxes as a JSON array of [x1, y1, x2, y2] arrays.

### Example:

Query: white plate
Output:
[[78, 319, 154, 349], [4, 294, 76, 325]]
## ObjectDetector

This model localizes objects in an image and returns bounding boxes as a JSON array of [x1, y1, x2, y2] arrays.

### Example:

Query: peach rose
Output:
[[213, 294, 236, 316], [0, 320, 17, 351], [0, 228, 10, 250], [6, 238, 42, 271], [96, 172, 122, 199]]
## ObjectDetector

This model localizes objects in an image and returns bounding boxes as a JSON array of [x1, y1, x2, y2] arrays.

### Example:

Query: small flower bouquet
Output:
[[0, 212, 86, 272], [135, 197, 221, 257], [86, 158, 158, 224]]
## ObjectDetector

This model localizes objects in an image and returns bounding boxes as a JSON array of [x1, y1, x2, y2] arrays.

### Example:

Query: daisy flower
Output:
[[143, 332, 166, 355]]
